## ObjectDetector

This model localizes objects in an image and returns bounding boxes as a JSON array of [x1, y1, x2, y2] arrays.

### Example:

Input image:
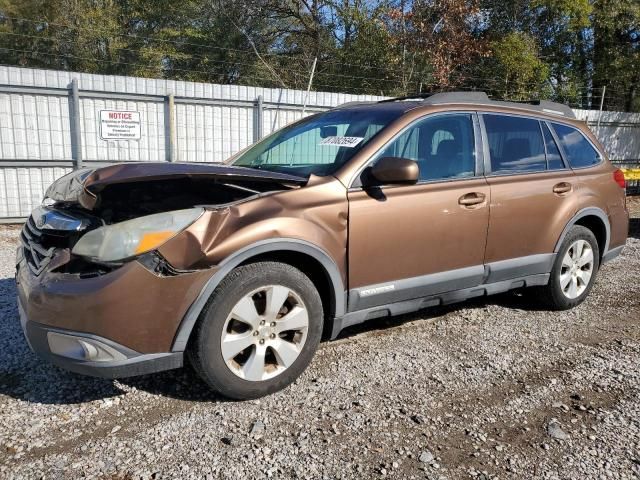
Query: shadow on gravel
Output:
[[629, 218, 640, 239], [336, 289, 542, 340], [0, 271, 548, 405]]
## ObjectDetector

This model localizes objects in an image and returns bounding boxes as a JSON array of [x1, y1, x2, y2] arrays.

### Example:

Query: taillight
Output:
[[613, 169, 626, 189]]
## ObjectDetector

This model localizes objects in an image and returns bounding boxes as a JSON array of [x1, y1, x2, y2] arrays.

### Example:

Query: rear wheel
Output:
[[188, 261, 323, 399], [536, 225, 600, 310]]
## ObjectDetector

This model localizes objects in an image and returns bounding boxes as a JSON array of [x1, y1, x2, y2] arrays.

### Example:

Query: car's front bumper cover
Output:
[[19, 300, 184, 379]]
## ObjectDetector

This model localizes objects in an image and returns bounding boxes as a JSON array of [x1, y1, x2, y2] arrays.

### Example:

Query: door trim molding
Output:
[[348, 265, 485, 312], [334, 272, 550, 338], [485, 253, 555, 283], [347, 253, 555, 313]]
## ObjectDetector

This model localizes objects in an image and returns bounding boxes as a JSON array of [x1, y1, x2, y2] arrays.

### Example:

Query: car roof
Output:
[[333, 100, 424, 114], [336, 91, 577, 121]]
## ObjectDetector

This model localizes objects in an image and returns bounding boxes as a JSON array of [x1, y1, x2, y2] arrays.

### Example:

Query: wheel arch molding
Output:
[[554, 207, 610, 259], [171, 238, 346, 352]]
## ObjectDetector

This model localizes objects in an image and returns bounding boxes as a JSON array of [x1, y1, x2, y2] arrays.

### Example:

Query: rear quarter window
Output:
[[552, 123, 602, 168]]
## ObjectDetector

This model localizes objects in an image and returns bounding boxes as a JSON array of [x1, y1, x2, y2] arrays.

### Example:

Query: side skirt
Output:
[[330, 272, 550, 340]]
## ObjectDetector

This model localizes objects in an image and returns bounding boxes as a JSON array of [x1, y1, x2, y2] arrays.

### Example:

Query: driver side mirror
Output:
[[367, 157, 419, 186]]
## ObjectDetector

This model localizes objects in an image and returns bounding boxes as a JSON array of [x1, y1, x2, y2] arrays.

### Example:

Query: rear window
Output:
[[484, 114, 546, 173], [551, 123, 601, 168]]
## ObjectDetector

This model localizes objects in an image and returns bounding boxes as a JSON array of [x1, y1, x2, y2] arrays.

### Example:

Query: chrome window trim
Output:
[[481, 169, 572, 180]]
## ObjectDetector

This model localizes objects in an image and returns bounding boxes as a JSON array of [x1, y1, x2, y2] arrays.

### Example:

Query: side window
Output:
[[379, 127, 420, 161], [552, 123, 601, 168], [542, 123, 565, 170], [431, 130, 454, 154], [377, 114, 475, 181], [484, 114, 546, 173]]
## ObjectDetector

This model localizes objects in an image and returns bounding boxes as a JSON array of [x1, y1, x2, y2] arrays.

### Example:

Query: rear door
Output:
[[480, 113, 577, 280], [347, 112, 490, 311]]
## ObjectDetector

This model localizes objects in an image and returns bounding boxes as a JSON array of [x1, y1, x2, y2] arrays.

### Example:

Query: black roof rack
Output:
[[377, 93, 434, 103], [379, 91, 576, 119]]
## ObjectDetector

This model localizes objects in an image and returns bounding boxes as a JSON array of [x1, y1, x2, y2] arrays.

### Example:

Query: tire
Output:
[[536, 225, 600, 310], [188, 261, 323, 400]]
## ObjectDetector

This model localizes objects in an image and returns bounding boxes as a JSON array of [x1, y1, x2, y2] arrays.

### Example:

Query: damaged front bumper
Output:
[[19, 307, 184, 379], [16, 228, 215, 378]]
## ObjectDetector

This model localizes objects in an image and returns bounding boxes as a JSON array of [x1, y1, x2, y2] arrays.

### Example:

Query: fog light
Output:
[[47, 332, 127, 362]]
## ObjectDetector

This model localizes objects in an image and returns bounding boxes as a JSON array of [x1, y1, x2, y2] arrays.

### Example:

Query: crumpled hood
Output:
[[45, 162, 307, 210]]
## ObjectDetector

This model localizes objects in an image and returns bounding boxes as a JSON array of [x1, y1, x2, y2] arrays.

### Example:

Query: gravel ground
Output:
[[1, 199, 639, 480]]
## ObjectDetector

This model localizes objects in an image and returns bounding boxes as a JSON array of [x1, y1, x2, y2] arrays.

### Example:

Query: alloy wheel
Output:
[[220, 285, 309, 381], [559, 239, 594, 299]]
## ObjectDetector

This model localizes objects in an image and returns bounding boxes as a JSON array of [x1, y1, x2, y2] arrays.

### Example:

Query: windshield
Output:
[[231, 107, 405, 177]]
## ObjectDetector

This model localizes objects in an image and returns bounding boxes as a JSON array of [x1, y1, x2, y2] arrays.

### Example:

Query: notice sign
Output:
[[100, 110, 141, 140]]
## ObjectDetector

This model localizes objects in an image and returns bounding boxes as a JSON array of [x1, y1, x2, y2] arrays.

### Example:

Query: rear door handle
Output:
[[458, 192, 486, 207], [553, 182, 573, 195]]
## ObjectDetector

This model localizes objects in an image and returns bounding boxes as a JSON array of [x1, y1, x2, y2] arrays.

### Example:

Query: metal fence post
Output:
[[70, 78, 83, 169], [254, 95, 264, 142], [166, 93, 176, 162], [597, 86, 606, 132]]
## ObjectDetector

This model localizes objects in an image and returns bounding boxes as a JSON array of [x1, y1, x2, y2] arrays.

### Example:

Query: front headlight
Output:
[[72, 208, 204, 262]]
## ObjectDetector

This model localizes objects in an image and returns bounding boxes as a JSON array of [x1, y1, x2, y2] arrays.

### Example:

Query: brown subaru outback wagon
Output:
[[16, 92, 628, 399]]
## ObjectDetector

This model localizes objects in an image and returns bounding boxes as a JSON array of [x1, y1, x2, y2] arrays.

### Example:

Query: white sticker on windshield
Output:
[[319, 136, 364, 148]]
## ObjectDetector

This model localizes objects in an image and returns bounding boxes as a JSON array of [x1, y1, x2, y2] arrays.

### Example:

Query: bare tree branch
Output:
[[213, 0, 288, 88]]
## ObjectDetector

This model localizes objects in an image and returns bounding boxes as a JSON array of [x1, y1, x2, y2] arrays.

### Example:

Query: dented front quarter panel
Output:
[[158, 175, 349, 284]]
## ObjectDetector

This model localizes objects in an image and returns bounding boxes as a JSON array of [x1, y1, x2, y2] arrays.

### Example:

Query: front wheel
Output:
[[188, 261, 323, 400], [536, 225, 600, 310]]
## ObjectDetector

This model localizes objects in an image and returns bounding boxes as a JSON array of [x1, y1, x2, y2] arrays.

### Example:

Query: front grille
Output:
[[21, 216, 57, 275], [20, 207, 100, 276]]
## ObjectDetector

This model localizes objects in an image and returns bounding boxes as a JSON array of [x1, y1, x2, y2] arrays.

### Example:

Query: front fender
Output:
[[170, 238, 346, 352]]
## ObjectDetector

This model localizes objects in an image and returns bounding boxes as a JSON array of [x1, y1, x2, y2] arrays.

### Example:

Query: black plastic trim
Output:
[[332, 273, 550, 338], [554, 207, 611, 256], [485, 254, 555, 283], [348, 254, 555, 313], [348, 265, 485, 312], [602, 245, 624, 263]]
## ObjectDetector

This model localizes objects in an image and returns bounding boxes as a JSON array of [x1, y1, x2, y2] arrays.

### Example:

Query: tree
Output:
[[592, 0, 640, 111], [0, 0, 127, 74], [1, 0, 639, 110], [405, 0, 489, 90], [476, 0, 591, 104], [488, 31, 550, 100]]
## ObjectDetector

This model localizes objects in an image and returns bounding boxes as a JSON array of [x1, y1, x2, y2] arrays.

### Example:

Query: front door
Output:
[[347, 112, 490, 312]]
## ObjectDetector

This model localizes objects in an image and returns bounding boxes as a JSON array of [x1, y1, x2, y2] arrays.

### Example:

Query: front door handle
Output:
[[553, 182, 573, 195], [458, 192, 486, 207]]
